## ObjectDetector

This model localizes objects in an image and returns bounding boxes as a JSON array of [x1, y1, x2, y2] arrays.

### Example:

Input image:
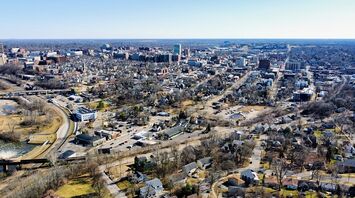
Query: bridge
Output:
[[0, 159, 49, 172], [0, 156, 87, 172], [0, 89, 71, 97]]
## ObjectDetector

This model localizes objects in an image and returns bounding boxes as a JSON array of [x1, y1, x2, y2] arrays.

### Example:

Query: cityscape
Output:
[[0, 1, 355, 198]]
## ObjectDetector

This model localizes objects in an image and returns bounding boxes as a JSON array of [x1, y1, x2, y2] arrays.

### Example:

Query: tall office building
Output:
[[286, 61, 301, 72], [184, 48, 191, 58], [0, 54, 7, 66], [258, 59, 271, 71], [236, 57, 246, 67], [0, 43, 4, 54], [173, 44, 182, 56]]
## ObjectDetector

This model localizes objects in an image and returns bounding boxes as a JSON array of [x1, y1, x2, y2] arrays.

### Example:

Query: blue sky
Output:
[[1, 0, 355, 39]]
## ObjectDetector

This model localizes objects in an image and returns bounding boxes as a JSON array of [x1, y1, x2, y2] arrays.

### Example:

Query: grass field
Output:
[[280, 189, 299, 197], [239, 105, 266, 113], [305, 191, 319, 198], [86, 100, 110, 111], [55, 175, 96, 198], [314, 130, 323, 138], [0, 111, 62, 143], [116, 180, 132, 191], [108, 164, 130, 179]]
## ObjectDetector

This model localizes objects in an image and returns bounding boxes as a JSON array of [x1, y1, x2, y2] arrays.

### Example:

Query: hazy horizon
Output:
[[1, 0, 355, 39]]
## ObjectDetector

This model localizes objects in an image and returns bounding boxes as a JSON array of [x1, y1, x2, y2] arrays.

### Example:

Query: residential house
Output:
[[130, 171, 148, 184], [344, 143, 355, 158], [139, 178, 164, 198], [183, 162, 198, 176], [337, 159, 355, 173], [320, 182, 337, 193], [197, 157, 212, 170], [264, 176, 279, 189], [282, 177, 298, 190], [240, 169, 259, 185], [298, 180, 318, 192], [227, 186, 245, 197], [169, 172, 187, 186]]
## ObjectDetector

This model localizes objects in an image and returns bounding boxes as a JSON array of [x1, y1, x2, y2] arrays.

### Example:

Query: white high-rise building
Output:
[[0, 54, 7, 66]]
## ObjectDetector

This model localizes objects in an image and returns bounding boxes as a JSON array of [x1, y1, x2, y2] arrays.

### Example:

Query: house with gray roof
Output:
[[139, 178, 164, 198], [197, 157, 212, 170], [240, 169, 259, 185], [183, 162, 198, 176]]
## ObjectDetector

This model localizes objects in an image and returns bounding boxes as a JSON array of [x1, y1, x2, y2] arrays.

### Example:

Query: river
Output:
[[0, 99, 36, 172]]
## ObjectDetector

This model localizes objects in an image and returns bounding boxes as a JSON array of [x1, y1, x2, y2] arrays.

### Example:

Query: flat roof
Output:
[[76, 107, 96, 114]]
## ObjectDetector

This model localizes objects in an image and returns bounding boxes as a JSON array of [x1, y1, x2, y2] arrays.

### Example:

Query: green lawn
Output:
[[280, 189, 299, 197], [55, 176, 96, 198], [262, 162, 270, 169], [305, 191, 318, 198], [116, 180, 132, 191], [314, 130, 323, 138]]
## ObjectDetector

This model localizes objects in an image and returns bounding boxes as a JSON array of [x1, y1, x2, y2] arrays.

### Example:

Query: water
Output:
[[3, 104, 16, 113], [0, 100, 18, 115], [0, 140, 35, 159]]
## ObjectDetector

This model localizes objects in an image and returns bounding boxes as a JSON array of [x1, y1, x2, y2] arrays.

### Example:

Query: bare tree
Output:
[[271, 158, 288, 190], [92, 175, 105, 198], [180, 146, 197, 165]]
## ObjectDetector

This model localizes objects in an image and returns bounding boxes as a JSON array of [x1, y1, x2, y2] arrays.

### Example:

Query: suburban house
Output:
[[298, 180, 318, 192], [139, 178, 164, 198], [282, 177, 298, 190], [227, 186, 245, 197], [183, 162, 198, 176], [197, 157, 212, 170], [320, 182, 338, 193], [264, 176, 279, 189], [130, 171, 147, 184], [240, 169, 259, 185], [169, 172, 187, 186], [337, 159, 355, 173], [74, 107, 97, 121]]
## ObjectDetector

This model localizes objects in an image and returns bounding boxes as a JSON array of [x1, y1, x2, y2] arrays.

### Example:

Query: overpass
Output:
[[0, 159, 49, 172], [0, 89, 71, 97], [0, 156, 87, 172]]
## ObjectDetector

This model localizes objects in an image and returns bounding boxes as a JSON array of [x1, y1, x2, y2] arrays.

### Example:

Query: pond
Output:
[[0, 99, 18, 115]]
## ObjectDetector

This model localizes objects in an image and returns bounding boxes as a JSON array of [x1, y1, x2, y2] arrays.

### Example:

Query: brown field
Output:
[[0, 112, 62, 144], [239, 105, 267, 113]]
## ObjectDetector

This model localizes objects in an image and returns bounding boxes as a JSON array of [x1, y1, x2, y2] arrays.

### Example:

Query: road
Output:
[[292, 171, 355, 185], [192, 70, 252, 122], [209, 134, 266, 198]]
